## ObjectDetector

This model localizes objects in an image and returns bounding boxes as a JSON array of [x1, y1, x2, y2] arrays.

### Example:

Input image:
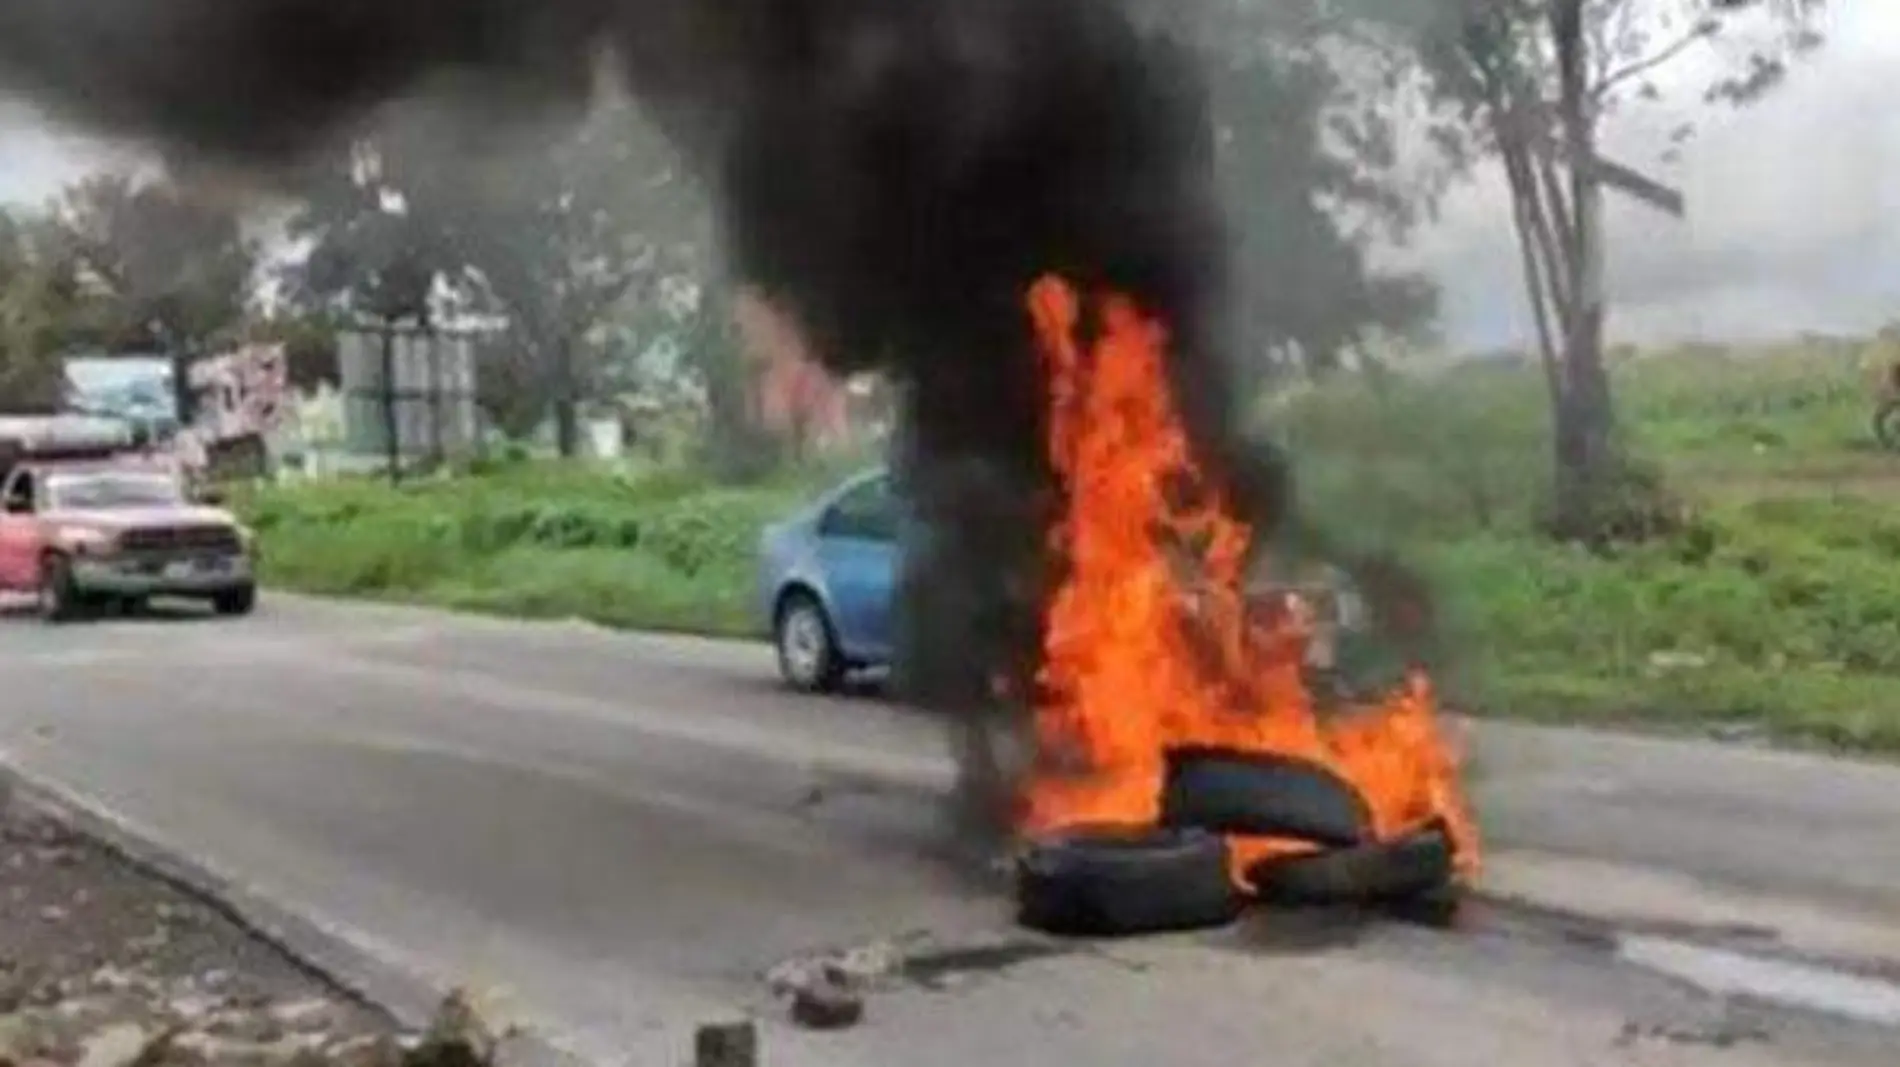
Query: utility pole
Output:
[[153, 319, 194, 440], [380, 319, 401, 485]]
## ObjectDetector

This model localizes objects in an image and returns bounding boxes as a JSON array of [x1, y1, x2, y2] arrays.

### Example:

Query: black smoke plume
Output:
[[0, 0, 1304, 849]]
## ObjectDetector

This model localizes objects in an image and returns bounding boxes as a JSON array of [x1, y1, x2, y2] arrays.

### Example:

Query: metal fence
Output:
[[337, 323, 483, 476]]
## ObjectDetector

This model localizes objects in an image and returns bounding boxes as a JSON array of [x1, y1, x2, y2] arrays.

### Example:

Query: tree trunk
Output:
[[553, 399, 581, 459], [1547, 0, 1620, 541], [1498, 136, 1563, 415], [552, 336, 582, 459], [693, 283, 778, 481]]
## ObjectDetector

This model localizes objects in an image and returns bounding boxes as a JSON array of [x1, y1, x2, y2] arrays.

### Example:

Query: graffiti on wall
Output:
[[187, 343, 290, 443]]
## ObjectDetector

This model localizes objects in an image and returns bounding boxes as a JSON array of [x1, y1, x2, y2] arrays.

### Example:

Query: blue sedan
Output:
[[757, 467, 902, 691]]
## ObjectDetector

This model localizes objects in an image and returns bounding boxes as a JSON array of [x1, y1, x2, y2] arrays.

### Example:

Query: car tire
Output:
[[776, 592, 845, 693], [1161, 747, 1371, 848], [1244, 823, 1454, 906], [1875, 401, 1900, 452], [1015, 826, 1243, 938], [213, 585, 257, 617], [37, 555, 81, 624]]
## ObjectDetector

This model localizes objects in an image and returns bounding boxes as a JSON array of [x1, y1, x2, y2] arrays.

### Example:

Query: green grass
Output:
[[238, 335, 1900, 755], [235, 460, 817, 638]]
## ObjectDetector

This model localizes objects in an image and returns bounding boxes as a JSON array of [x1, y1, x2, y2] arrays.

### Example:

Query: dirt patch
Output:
[[0, 785, 498, 1066]]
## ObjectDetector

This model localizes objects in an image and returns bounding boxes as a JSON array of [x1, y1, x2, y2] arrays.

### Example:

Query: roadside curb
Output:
[[0, 757, 589, 1067]]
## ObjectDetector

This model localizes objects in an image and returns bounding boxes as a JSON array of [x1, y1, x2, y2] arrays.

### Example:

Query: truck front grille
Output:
[[120, 525, 243, 554]]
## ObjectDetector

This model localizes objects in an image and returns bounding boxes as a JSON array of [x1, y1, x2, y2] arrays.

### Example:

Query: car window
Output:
[[820, 475, 897, 542], [44, 471, 184, 510], [1, 469, 34, 513]]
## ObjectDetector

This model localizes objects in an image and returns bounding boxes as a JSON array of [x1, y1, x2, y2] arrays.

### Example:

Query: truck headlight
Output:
[[58, 527, 115, 556]]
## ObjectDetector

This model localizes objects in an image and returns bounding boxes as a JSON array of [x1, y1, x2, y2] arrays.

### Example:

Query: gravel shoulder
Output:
[[0, 784, 492, 1067]]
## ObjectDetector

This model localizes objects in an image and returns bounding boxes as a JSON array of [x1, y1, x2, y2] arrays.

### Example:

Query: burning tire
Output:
[[1015, 827, 1242, 937], [1243, 823, 1454, 906], [1160, 748, 1371, 848]]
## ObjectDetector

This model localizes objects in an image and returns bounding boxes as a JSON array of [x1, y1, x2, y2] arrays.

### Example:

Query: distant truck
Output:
[[0, 416, 257, 622]]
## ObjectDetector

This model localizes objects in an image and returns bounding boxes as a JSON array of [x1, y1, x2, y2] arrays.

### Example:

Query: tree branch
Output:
[[1516, 145, 1575, 338], [1501, 141, 1563, 407], [1592, 22, 1715, 101], [1530, 138, 1577, 270]]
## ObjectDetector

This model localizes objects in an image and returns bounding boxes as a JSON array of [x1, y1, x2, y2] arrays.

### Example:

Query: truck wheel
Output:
[[213, 585, 257, 617], [37, 555, 81, 624]]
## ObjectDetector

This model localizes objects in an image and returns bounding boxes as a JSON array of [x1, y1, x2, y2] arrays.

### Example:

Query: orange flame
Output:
[[1020, 274, 1479, 888]]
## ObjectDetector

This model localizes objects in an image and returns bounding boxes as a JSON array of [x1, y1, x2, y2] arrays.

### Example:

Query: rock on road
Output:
[[5, 594, 1900, 1066]]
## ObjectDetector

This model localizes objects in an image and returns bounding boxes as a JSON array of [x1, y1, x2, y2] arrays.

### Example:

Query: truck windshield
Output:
[[44, 472, 184, 510]]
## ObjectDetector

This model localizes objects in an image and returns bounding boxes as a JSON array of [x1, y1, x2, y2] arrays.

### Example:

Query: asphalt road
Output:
[[5, 594, 1900, 1066]]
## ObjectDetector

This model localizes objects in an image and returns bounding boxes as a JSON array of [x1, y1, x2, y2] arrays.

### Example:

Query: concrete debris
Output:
[[764, 940, 901, 1000], [766, 945, 890, 1032], [692, 1021, 757, 1067], [399, 991, 498, 1067], [0, 799, 417, 1067], [74, 1021, 154, 1067], [270, 1001, 336, 1035], [788, 980, 864, 1032], [0, 986, 506, 1067]]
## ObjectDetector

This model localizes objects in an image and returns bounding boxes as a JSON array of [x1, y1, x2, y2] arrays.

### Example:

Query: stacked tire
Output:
[[1015, 826, 1243, 938], [1014, 748, 1456, 937]]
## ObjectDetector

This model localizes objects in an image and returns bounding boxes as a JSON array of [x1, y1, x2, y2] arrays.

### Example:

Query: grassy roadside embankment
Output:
[[237, 462, 812, 638], [237, 337, 1900, 754]]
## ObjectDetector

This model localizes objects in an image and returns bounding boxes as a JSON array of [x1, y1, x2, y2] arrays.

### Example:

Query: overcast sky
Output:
[[1, 3, 1891, 352]]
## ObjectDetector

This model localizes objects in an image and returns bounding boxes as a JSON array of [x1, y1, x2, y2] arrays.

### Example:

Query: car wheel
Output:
[[213, 585, 257, 617], [1015, 826, 1242, 937], [1160, 747, 1372, 848], [776, 593, 844, 693], [1875, 401, 1900, 451], [1244, 823, 1454, 905], [37, 555, 80, 624]]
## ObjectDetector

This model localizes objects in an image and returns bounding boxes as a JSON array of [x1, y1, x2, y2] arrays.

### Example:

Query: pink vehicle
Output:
[[0, 418, 256, 622]]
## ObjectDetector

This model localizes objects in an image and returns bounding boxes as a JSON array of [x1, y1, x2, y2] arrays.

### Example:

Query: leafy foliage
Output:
[[53, 173, 257, 352], [1147, 0, 1454, 378], [281, 95, 708, 453], [0, 207, 83, 409]]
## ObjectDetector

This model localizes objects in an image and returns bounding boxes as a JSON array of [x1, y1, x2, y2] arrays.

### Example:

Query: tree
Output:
[[1145, 0, 1452, 380], [284, 94, 705, 456], [244, 310, 343, 393], [0, 206, 82, 410], [281, 145, 450, 328], [1210, 47, 1443, 378], [53, 173, 258, 357], [1398, 0, 1824, 539]]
